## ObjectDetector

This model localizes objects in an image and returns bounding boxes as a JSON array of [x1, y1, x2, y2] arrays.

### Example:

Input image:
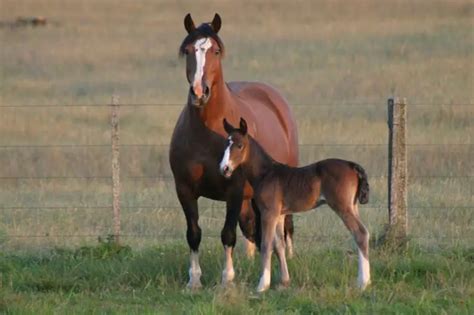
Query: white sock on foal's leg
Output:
[[357, 248, 371, 290]]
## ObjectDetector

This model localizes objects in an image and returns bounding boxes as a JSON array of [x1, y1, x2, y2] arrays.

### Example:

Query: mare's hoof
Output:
[[186, 281, 202, 290], [221, 281, 236, 289]]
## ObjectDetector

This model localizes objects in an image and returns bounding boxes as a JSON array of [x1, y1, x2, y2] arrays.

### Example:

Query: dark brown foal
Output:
[[219, 118, 371, 292]]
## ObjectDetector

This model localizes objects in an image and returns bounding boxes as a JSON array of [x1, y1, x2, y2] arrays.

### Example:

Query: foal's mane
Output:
[[245, 133, 319, 193], [179, 23, 225, 57]]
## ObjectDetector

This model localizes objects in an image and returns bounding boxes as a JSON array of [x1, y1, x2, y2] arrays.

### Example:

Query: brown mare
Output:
[[169, 14, 299, 289], [220, 118, 371, 292]]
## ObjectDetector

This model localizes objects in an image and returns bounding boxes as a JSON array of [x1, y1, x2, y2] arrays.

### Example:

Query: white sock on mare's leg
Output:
[[188, 251, 202, 289], [244, 237, 256, 258], [286, 233, 294, 258], [221, 245, 235, 285]]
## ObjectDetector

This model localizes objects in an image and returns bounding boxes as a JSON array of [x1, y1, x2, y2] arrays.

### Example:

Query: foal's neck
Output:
[[242, 138, 278, 187]]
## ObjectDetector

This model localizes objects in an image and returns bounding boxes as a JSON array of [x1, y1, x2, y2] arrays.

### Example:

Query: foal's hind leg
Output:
[[275, 214, 290, 288], [338, 205, 371, 290]]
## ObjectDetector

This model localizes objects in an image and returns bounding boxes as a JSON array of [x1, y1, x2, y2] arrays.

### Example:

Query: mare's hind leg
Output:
[[275, 214, 290, 287], [284, 214, 295, 258], [176, 186, 202, 289], [338, 204, 371, 290], [238, 199, 256, 258], [257, 208, 279, 292]]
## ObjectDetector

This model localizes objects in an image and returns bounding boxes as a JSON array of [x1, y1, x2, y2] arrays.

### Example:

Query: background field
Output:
[[0, 0, 473, 313]]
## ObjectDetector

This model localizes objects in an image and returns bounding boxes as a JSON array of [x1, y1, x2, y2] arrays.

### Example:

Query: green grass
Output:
[[1, 240, 473, 314]]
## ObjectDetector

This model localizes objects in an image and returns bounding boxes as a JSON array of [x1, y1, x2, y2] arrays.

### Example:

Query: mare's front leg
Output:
[[176, 185, 202, 289], [238, 199, 257, 258], [257, 208, 279, 292], [221, 187, 244, 286]]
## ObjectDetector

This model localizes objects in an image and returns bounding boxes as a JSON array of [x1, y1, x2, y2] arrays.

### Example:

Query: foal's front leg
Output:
[[257, 210, 279, 292]]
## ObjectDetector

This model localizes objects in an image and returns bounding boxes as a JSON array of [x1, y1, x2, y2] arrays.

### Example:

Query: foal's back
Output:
[[262, 159, 360, 214]]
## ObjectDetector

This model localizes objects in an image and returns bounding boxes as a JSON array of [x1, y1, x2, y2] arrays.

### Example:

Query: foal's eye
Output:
[[237, 144, 243, 150], [215, 49, 221, 56]]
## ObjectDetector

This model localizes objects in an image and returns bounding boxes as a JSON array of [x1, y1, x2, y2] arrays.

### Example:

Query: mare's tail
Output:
[[350, 162, 370, 204], [251, 199, 262, 251]]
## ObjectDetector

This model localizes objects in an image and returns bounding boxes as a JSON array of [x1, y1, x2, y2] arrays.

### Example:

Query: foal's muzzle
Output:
[[220, 165, 233, 179], [189, 85, 211, 107]]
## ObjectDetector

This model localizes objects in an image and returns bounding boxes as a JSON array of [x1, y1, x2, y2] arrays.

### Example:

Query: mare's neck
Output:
[[242, 138, 278, 188], [193, 72, 234, 127]]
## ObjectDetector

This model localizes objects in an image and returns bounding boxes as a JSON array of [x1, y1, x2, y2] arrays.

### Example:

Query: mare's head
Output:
[[220, 118, 249, 178], [179, 13, 225, 107]]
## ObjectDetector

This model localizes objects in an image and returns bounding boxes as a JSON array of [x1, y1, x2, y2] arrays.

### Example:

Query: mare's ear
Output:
[[223, 118, 234, 135], [184, 13, 195, 34], [211, 13, 222, 33], [239, 117, 248, 135]]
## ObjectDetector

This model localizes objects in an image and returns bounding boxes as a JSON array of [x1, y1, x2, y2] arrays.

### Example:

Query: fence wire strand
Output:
[[1, 101, 472, 244]]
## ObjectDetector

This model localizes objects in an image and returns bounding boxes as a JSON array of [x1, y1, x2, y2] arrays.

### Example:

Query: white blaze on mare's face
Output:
[[192, 37, 212, 97], [219, 137, 233, 173]]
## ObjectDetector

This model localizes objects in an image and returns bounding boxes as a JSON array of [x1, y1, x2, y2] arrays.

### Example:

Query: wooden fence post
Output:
[[386, 97, 408, 244], [111, 96, 121, 243]]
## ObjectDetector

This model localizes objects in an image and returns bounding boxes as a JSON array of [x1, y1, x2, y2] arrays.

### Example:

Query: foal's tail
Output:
[[350, 162, 370, 204]]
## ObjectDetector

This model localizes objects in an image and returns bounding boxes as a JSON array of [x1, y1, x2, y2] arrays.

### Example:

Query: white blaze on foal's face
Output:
[[192, 38, 212, 98], [220, 137, 234, 178]]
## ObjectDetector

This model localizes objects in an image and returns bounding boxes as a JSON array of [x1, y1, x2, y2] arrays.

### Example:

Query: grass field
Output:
[[0, 0, 473, 313]]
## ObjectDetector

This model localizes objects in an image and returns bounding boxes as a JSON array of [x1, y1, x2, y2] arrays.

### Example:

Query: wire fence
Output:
[[1, 101, 472, 243]]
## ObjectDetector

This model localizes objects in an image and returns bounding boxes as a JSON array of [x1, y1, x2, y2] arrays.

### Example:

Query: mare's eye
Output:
[[237, 144, 243, 150], [215, 49, 221, 55]]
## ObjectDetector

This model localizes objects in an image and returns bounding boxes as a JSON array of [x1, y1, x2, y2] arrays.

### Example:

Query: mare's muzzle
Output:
[[189, 85, 211, 107]]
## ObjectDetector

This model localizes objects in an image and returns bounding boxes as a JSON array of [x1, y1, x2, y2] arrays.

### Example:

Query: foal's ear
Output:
[[239, 117, 248, 135], [211, 13, 222, 33], [223, 118, 234, 135], [184, 13, 195, 34]]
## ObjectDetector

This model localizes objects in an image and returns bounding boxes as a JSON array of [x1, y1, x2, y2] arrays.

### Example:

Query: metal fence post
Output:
[[387, 97, 408, 243], [111, 96, 121, 243]]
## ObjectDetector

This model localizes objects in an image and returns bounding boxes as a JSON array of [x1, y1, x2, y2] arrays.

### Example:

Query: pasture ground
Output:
[[1, 240, 473, 314], [1, 0, 473, 313]]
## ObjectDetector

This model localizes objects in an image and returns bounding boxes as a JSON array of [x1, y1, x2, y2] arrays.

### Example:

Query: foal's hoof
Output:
[[277, 280, 290, 291], [357, 279, 371, 291], [256, 283, 270, 293]]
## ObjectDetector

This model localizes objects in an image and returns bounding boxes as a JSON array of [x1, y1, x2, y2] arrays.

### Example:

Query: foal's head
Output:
[[179, 13, 225, 107], [220, 118, 250, 178]]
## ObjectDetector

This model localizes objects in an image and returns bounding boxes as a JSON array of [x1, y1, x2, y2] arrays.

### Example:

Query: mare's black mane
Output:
[[179, 23, 225, 57]]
